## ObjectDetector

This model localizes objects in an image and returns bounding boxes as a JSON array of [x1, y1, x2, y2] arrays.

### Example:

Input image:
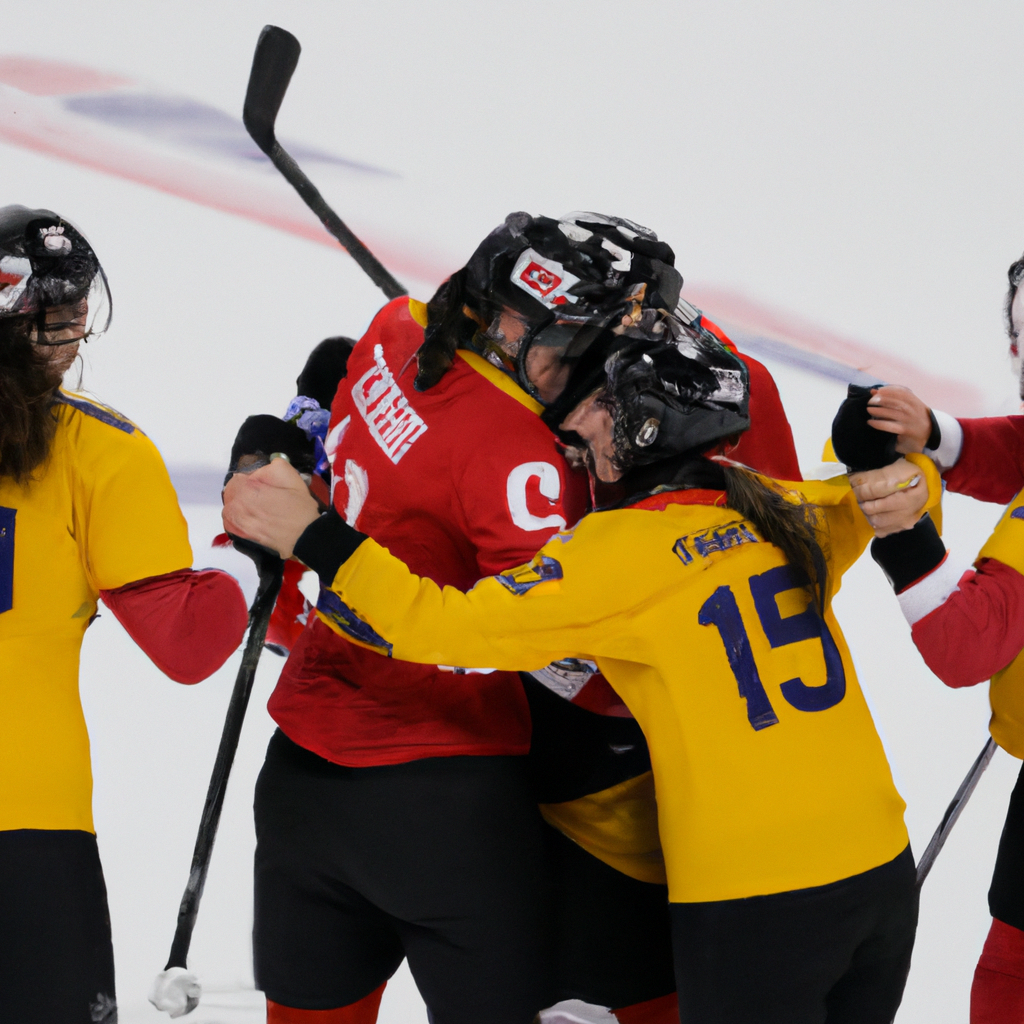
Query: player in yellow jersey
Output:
[[225, 311, 937, 1024], [0, 206, 249, 1024]]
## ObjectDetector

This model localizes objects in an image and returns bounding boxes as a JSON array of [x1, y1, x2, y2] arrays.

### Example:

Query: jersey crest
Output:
[[495, 553, 563, 595]]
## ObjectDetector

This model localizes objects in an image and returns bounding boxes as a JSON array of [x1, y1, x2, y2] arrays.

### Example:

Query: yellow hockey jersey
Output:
[[0, 391, 193, 833], [318, 470, 938, 902]]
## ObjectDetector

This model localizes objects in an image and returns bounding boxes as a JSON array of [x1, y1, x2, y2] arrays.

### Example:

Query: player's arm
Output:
[[866, 386, 1024, 502], [82, 425, 247, 683], [222, 459, 627, 672], [784, 454, 941, 580], [100, 569, 248, 684], [942, 416, 1024, 503], [865, 512, 1024, 687]]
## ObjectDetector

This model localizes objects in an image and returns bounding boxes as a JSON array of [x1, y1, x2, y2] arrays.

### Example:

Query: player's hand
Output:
[[849, 457, 931, 537], [222, 457, 319, 560], [866, 386, 933, 454]]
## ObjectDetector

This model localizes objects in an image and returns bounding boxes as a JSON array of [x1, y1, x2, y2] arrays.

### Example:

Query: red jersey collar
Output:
[[626, 488, 727, 511]]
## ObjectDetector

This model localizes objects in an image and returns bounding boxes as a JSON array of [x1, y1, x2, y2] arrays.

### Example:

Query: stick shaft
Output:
[[916, 736, 998, 887], [268, 141, 407, 301], [164, 561, 284, 970]]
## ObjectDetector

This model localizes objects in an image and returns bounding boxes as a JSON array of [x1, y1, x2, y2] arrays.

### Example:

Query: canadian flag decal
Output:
[[510, 249, 580, 309], [519, 261, 561, 297]]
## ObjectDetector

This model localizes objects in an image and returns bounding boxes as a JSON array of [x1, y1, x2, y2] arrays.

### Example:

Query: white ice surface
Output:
[[4, 1, 1024, 1019]]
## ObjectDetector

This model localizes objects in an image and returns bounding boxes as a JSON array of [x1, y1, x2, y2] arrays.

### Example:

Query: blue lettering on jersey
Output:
[[316, 587, 393, 656], [55, 393, 136, 434], [496, 554, 563, 595], [1011, 507, 1024, 521], [674, 520, 759, 566], [0, 506, 13, 614]]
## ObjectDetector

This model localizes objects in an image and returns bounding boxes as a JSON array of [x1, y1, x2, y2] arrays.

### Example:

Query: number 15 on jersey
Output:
[[699, 564, 846, 731]]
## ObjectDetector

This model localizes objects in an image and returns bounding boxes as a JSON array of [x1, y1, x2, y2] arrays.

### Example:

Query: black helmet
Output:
[[546, 313, 750, 473], [415, 211, 682, 398], [0, 205, 110, 341]]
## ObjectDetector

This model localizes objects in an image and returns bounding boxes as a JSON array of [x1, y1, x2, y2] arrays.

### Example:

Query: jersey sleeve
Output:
[[906, 558, 1024, 687], [73, 418, 193, 591], [943, 416, 1024, 503], [319, 526, 640, 673], [100, 568, 248, 683]]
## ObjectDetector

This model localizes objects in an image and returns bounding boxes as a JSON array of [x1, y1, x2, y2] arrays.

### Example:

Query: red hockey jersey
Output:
[[268, 297, 590, 765]]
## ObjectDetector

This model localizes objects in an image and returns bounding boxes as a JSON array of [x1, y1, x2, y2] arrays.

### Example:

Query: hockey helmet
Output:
[[415, 211, 683, 399], [549, 314, 750, 473], [0, 205, 110, 343]]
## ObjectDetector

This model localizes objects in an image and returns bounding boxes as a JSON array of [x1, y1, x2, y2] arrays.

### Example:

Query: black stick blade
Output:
[[244, 25, 301, 156]]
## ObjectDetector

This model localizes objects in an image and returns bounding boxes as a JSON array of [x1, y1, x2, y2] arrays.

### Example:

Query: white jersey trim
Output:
[[925, 410, 963, 471], [897, 552, 968, 626]]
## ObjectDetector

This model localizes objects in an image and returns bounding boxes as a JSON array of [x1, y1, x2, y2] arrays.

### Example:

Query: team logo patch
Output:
[[496, 554, 564, 595], [351, 344, 428, 464], [510, 249, 581, 309], [673, 520, 759, 566], [316, 588, 393, 657]]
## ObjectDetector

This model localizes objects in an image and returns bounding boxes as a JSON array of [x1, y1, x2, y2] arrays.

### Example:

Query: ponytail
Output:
[[722, 464, 830, 614]]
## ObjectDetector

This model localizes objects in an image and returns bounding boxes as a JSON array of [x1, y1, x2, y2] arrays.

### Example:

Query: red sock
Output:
[[613, 992, 679, 1024], [267, 982, 386, 1024], [971, 918, 1024, 1024]]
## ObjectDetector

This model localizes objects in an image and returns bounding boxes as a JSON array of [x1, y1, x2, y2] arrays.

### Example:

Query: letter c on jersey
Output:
[[506, 462, 566, 532]]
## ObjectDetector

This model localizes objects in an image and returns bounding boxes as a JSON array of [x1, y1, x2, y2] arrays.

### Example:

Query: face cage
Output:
[[21, 270, 112, 347]]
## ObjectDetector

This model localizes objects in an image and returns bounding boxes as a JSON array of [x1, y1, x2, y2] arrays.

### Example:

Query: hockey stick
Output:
[[916, 736, 998, 887], [150, 547, 284, 1018], [243, 25, 407, 301]]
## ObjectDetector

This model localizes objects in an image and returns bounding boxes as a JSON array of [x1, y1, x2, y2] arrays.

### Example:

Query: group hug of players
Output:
[[2, 203, 1024, 1024]]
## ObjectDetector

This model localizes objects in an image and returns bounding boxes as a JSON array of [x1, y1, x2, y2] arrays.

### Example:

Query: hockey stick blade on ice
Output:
[[916, 736, 998, 887], [243, 25, 407, 301], [150, 548, 284, 1018]]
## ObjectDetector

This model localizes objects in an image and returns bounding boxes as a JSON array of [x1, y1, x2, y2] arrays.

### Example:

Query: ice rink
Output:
[[3, 2, 1024, 1020]]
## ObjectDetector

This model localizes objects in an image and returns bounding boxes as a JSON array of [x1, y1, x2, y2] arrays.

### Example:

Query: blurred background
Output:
[[2, 2, 1022, 1020]]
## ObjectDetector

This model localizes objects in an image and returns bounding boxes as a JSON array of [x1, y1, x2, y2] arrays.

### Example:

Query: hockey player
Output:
[[835, 250, 1024, 1023], [0, 206, 249, 1023], [224, 313, 938, 1024], [227, 212, 802, 1024]]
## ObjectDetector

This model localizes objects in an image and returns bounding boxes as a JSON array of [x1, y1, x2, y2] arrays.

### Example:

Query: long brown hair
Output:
[[0, 316, 61, 483], [721, 463, 830, 613]]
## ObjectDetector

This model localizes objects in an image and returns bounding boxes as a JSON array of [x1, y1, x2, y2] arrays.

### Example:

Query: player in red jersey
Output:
[[835, 250, 1024, 1023], [239, 212, 800, 1024]]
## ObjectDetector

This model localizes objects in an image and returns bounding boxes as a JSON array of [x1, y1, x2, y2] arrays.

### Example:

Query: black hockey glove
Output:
[[295, 336, 354, 410], [227, 414, 317, 482], [831, 383, 899, 471], [224, 414, 318, 575]]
